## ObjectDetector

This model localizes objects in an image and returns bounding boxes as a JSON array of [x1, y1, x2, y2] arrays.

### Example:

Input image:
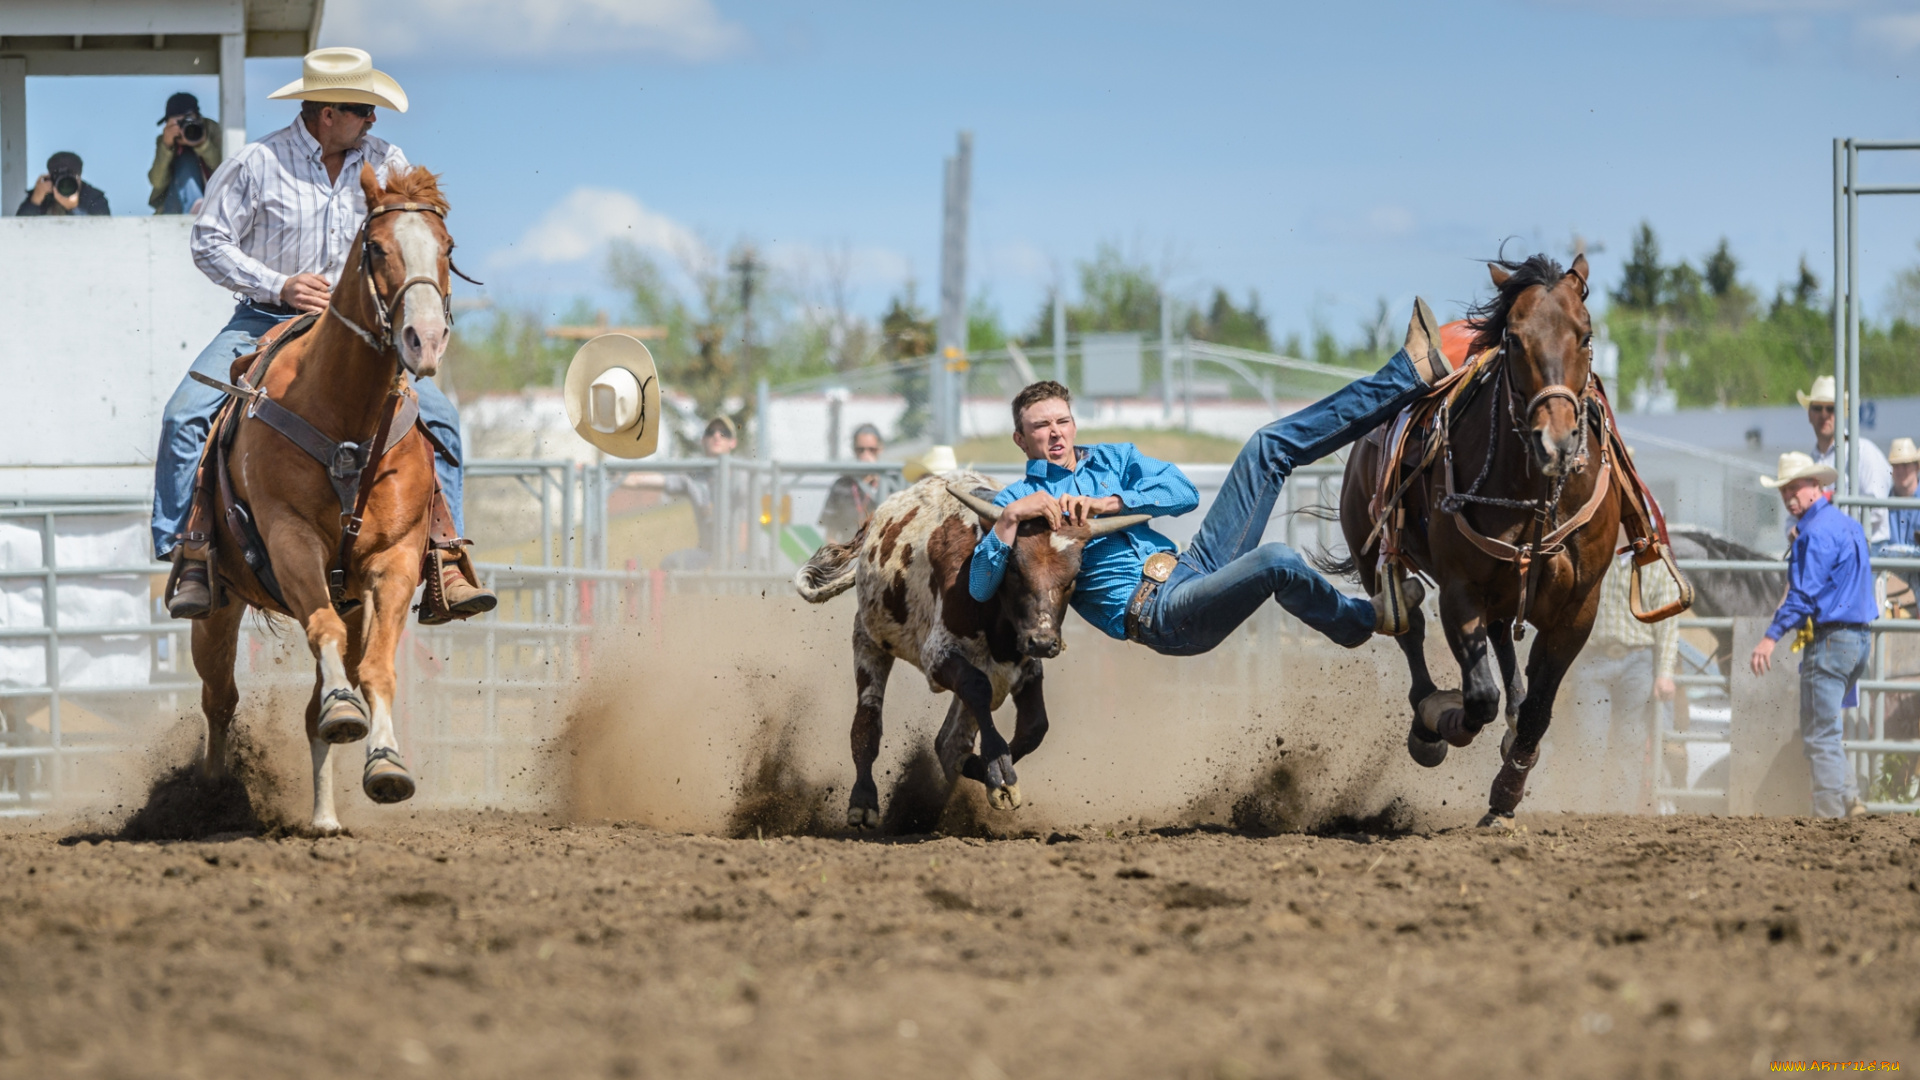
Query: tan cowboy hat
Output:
[[1889, 437, 1920, 465], [268, 47, 409, 113], [564, 334, 661, 459], [902, 445, 958, 483], [1759, 451, 1838, 490], [1796, 375, 1837, 408]]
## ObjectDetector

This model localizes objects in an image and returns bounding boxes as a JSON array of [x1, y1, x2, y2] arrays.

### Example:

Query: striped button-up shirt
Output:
[[1590, 552, 1681, 677], [189, 118, 411, 305]]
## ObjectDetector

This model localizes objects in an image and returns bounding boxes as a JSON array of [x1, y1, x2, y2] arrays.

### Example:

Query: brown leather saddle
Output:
[[173, 312, 476, 623], [1362, 350, 1692, 625]]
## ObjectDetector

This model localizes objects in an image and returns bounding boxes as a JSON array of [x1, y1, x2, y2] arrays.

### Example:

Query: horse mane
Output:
[[379, 166, 448, 214], [1465, 253, 1573, 353]]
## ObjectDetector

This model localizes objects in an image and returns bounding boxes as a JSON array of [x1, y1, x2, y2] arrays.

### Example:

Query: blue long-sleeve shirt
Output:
[[967, 443, 1200, 640], [1883, 504, 1920, 552], [1767, 496, 1878, 641]]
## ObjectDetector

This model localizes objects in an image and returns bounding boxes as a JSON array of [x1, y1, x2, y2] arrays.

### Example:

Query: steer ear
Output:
[[947, 483, 1002, 523], [1086, 513, 1152, 538]]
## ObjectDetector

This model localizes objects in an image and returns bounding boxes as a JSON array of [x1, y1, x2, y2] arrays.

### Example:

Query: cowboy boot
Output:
[[1372, 573, 1424, 636], [167, 553, 212, 620], [1403, 297, 1454, 384], [438, 554, 497, 619]]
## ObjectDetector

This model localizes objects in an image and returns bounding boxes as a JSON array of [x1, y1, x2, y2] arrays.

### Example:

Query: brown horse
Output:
[[1337, 253, 1655, 826], [193, 165, 457, 833]]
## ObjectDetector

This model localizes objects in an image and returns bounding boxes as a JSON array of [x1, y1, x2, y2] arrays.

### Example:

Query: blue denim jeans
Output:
[[1134, 349, 1426, 655], [1800, 625, 1869, 817], [160, 152, 205, 214], [151, 303, 466, 558]]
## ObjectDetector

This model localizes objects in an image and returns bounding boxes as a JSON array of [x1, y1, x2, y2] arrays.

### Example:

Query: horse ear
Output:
[[1488, 263, 1511, 288], [1568, 253, 1590, 288], [358, 163, 383, 209]]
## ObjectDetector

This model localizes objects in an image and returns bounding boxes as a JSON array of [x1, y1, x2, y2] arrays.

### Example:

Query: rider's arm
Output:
[[1116, 445, 1200, 517], [1765, 530, 1825, 641], [191, 154, 287, 304], [968, 482, 1032, 601]]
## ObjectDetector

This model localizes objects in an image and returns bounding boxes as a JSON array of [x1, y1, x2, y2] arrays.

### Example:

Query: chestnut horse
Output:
[[1336, 254, 1645, 826], [193, 165, 457, 833]]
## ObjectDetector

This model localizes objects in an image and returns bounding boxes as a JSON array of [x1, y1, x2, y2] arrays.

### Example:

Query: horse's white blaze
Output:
[[310, 738, 339, 832], [393, 213, 448, 377]]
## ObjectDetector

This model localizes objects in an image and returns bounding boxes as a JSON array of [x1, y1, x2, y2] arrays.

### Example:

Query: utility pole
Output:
[[935, 131, 973, 445], [1052, 285, 1067, 387], [731, 244, 762, 367], [1160, 290, 1173, 418]]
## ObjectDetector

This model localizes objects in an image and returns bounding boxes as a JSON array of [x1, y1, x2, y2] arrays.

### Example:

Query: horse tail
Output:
[[1306, 546, 1360, 584], [795, 526, 866, 603]]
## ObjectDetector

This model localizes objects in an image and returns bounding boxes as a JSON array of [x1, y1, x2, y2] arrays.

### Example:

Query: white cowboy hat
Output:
[[1759, 450, 1838, 490], [903, 445, 958, 483], [268, 47, 409, 113], [1796, 375, 1837, 408], [563, 335, 661, 459], [1889, 437, 1920, 465]]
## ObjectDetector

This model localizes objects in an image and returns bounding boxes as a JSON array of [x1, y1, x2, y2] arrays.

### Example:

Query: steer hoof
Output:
[[987, 782, 1023, 812], [318, 688, 371, 745], [362, 748, 415, 804]]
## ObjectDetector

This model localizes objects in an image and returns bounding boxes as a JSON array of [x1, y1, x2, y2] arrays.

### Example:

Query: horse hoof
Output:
[[988, 782, 1023, 812], [847, 804, 881, 830], [318, 689, 370, 745], [1477, 811, 1515, 830], [362, 749, 415, 804], [1415, 690, 1463, 735], [1406, 727, 1448, 768]]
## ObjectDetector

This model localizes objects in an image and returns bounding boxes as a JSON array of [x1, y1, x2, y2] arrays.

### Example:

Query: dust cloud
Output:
[[559, 591, 1562, 837]]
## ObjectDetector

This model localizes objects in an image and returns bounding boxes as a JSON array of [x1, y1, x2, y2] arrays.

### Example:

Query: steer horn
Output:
[[947, 483, 1002, 522], [1087, 512, 1152, 537]]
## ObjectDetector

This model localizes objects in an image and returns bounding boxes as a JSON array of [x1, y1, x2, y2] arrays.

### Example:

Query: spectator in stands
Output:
[[149, 92, 222, 215], [1800, 376, 1891, 545], [1560, 535, 1681, 813], [1879, 437, 1920, 609], [16, 152, 110, 217], [1750, 451, 1874, 818], [818, 423, 902, 543]]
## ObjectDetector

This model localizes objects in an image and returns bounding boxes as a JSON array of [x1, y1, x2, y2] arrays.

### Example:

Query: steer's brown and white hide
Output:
[[796, 469, 1147, 829]]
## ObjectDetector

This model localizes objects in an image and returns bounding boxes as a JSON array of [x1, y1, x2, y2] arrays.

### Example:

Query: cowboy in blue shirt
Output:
[[1749, 451, 1877, 818], [970, 300, 1456, 654], [1878, 437, 1920, 608]]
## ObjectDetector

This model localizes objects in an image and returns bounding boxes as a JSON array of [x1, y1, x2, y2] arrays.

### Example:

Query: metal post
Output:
[[935, 131, 973, 445], [218, 34, 247, 159], [1053, 288, 1067, 388], [0, 58, 24, 220], [41, 511, 61, 801], [1846, 141, 1861, 507], [757, 377, 772, 461], [1833, 138, 1847, 503], [716, 452, 733, 570], [1182, 335, 1195, 432], [1160, 292, 1173, 418]]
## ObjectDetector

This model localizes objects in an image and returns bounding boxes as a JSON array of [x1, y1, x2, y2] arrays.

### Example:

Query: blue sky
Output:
[[19, 1, 1920, 346]]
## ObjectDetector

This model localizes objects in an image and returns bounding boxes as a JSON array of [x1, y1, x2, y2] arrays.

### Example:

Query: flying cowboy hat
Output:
[[564, 334, 662, 459], [268, 47, 409, 113], [1796, 375, 1838, 409], [902, 445, 959, 483], [1759, 450, 1838, 490]]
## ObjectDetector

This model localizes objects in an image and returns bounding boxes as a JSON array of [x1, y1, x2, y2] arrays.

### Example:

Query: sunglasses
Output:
[[1809, 404, 1835, 414], [333, 103, 376, 118]]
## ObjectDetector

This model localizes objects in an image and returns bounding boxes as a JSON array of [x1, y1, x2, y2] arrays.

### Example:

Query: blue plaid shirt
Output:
[[968, 444, 1199, 639]]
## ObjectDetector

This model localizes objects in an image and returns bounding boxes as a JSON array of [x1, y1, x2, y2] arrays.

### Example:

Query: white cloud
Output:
[[492, 187, 700, 266], [1856, 12, 1920, 53], [322, 0, 749, 61]]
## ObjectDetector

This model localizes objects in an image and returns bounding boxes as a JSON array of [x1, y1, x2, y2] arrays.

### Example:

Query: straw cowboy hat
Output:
[[563, 334, 661, 459], [1759, 451, 1838, 490], [268, 47, 409, 112], [902, 445, 958, 483], [1889, 437, 1920, 465], [1796, 375, 1838, 408]]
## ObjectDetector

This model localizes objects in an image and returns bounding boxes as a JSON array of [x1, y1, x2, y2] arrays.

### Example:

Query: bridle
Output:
[[328, 200, 482, 358]]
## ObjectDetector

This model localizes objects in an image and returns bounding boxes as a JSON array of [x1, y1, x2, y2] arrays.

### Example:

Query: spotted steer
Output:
[[795, 470, 1148, 828]]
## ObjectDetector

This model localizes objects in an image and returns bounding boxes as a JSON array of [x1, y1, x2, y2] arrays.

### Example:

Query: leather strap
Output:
[[329, 386, 411, 613]]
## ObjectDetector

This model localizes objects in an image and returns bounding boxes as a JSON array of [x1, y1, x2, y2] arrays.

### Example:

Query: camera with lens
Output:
[[177, 112, 207, 147], [52, 173, 79, 198]]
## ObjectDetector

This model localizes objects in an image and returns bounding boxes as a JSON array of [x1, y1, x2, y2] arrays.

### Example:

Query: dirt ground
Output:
[[1, 809, 1916, 1079]]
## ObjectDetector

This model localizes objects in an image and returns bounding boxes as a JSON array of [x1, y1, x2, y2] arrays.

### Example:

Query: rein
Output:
[[327, 200, 484, 356]]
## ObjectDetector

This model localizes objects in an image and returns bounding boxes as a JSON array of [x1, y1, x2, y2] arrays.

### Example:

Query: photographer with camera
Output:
[[148, 92, 222, 215], [16, 151, 111, 217]]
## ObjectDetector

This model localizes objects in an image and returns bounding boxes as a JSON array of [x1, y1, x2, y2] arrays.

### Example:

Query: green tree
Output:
[[881, 286, 935, 439], [1613, 221, 1665, 310], [1704, 238, 1739, 299], [1188, 287, 1273, 351]]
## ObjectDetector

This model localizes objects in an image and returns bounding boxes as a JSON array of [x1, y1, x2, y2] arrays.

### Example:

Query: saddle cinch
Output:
[[168, 312, 480, 625], [1361, 337, 1693, 626]]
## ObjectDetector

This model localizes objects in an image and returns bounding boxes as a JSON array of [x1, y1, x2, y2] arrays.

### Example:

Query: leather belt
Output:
[[1124, 551, 1178, 643], [1814, 621, 1869, 634]]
